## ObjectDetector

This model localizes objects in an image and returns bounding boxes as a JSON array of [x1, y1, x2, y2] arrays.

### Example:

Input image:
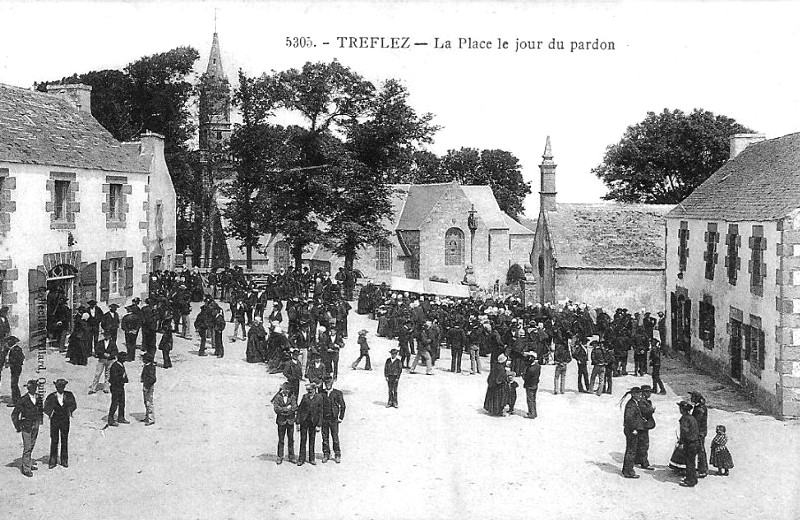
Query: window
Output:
[[109, 184, 122, 220], [444, 227, 465, 266], [488, 234, 492, 262], [109, 258, 123, 296], [699, 297, 715, 349], [54, 180, 69, 221], [216, 131, 223, 140], [725, 224, 741, 285], [155, 203, 164, 239], [678, 222, 690, 272], [743, 324, 751, 362], [375, 240, 392, 271], [703, 224, 719, 280], [749, 226, 767, 296], [748, 318, 765, 375], [275, 241, 290, 271]]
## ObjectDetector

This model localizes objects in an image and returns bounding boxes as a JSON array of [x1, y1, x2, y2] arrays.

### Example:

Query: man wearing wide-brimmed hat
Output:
[[621, 386, 645, 478], [43, 378, 76, 468], [6, 335, 25, 406], [11, 379, 42, 477], [677, 400, 700, 487]]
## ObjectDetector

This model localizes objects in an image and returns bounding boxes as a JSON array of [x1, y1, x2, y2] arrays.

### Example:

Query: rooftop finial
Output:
[[543, 135, 553, 159], [214, 8, 217, 33]]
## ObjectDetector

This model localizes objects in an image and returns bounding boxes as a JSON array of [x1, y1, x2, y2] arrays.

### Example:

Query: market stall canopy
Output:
[[390, 277, 471, 298]]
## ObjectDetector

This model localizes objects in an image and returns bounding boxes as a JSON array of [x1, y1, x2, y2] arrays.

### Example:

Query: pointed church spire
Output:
[[206, 30, 226, 81], [539, 136, 557, 212]]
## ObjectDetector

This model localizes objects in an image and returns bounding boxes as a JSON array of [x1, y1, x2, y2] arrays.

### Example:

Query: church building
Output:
[[529, 137, 672, 311], [0, 82, 177, 346]]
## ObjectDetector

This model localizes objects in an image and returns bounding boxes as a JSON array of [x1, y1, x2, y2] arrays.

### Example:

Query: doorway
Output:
[[730, 319, 743, 381]]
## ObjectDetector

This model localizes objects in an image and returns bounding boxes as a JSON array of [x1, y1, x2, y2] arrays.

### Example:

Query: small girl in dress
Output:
[[709, 424, 734, 476]]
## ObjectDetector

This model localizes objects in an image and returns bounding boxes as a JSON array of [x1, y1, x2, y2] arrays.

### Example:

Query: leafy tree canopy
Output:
[[593, 108, 754, 203]]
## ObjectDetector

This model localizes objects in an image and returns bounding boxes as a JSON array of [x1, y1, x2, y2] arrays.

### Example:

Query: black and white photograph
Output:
[[0, 1, 799, 518]]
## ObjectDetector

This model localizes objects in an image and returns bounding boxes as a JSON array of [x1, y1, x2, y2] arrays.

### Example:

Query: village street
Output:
[[0, 304, 797, 520]]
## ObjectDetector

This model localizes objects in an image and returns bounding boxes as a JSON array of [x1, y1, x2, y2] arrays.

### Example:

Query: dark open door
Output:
[[28, 269, 48, 352], [730, 319, 742, 381]]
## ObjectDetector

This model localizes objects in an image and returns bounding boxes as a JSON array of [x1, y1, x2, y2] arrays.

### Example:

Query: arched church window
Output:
[[538, 256, 545, 277], [375, 240, 392, 271], [275, 241, 290, 271], [445, 228, 465, 266]]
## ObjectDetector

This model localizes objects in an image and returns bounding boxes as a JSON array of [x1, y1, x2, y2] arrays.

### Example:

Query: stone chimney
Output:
[[539, 136, 557, 212], [139, 131, 165, 163], [46, 83, 92, 114], [729, 133, 766, 160]]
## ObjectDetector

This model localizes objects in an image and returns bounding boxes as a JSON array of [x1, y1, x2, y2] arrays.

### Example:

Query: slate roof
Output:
[[504, 213, 535, 235], [461, 185, 511, 229], [0, 83, 149, 173], [668, 132, 800, 221], [544, 203, 672, 269], [393, 183, 452, 229]]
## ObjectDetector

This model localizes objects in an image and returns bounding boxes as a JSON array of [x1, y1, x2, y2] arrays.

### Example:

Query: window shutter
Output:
[[736, 257, 741, 269], [748, 259, 753, 273], [761, 263, 767, 278], [725, 234, 730, 245], [100, 259, 110, 302], [759, 330, 766, 370], [724, 256, 729, 267], [713, 253, 718, 263], [124, 256, 134, 296], [736, 235, 741, 247], [761, 239, 767, 251]]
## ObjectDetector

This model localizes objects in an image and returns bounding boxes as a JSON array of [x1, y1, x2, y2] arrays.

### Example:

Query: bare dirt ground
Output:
[[0, 302, 798, 520]]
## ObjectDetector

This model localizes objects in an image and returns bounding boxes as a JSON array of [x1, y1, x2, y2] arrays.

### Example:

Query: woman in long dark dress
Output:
[[67, 312, 89, 366], [245, 317, 268, 363], [484, 354, 509, 416], [265, 326, 289, 373]]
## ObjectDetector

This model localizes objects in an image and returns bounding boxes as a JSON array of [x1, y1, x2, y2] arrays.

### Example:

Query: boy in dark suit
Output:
[[296, 382, 323, 466], [43, 378, 77, 468], [384, 348, 403, 408], [108, 352, 129, 427]]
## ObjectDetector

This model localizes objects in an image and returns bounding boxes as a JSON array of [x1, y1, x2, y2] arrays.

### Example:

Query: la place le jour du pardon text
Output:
[[328, 36, 616, 53]]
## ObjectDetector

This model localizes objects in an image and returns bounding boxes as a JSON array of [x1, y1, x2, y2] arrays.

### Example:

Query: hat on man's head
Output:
[[5, 335, 19, 347], [389, 348, 399, 354], [54, 378, 68, 388], [132, 297, 141, 304], [358, 329, 368, 336], [640, 385, 653, 393], [25, 379, 38, 388], [109, 303, 119, 310], [87, 299, 97, 306], [0, 305, 8, 314], [322, 374, 333, 383], [629, 386, 642, 394], [677, 400, 693, 413]]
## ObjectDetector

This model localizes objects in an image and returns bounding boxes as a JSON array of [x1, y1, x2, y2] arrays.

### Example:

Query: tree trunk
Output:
[[246, 245, 253, 271], [292, 243, 304, 270]]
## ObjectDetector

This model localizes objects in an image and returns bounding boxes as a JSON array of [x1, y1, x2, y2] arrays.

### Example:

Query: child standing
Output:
[[351, 329, 371, 370], [140, 353, 156, 426], [709, 424, 734, 476]]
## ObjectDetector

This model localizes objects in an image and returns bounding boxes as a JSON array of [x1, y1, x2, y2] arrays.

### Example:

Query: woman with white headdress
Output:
[[483, 354, 509, 416]]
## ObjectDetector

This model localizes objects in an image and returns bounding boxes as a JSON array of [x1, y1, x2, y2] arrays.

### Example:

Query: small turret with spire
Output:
[[539, 136, 557, 212]]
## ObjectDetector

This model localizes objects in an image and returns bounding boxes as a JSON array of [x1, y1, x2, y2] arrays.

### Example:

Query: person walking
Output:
[[12, 379, 42, 477], [384, 348, 402, 408], [410, 321, 434, 375], [272, 382, 297, 465], [649, 339, 667, 394], [522, 353, 541, 419], [320, 375, 345, 463], [621, 386, 645, 478], [678, 400, 700, 487], [447, 321, 466, 373], [89, 330, 115, 395], [589, 340, 606, 396], [43, 378, 76, 468], [107, 352, 129, 427], [351, 329, 372, 370]]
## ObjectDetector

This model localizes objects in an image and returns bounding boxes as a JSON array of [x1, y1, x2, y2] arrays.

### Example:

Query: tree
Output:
[[418, 148, 531, 218], [593, 108, 754, 203], [506, 263, 525, 286]]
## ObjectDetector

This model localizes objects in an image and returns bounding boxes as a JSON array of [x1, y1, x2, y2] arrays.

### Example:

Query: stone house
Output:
[[529, 137, 672, 311], [666, 132, 800, 419], [258, 182, 535, 288], [0, 83, 176, 346]]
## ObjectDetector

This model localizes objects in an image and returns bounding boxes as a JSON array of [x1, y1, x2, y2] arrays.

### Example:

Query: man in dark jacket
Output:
[[447, 322, 466, 373], [296, 383, 323, 466], [320, 375, 346, 463], [283, 349, 303, 397], [678, 400, 700, 487], [107, 351, 129, 427], [213, 306, 227, 358], [572, 338, 590, 393], [101, 303, 120, 353], [649, 339, 667, 394], [523, 353, 541, 419], [272, 383, 297, 464], [86, 300, 104, 358], [7, 336, 24, 406], [602, 344, 615, 394], [622, 386, 645, 478], [589, 340, 606, 396], [635, 385, 656, 470], [139, 299, 158, 359], [121, 303, 142, 362], [12, 379, 42, 477], [553, 340, 572, 395], [384, 348, 403, 408], [690, 391, 709, 478], [43, 378, 77, 468], [141, 353, 156, 426]]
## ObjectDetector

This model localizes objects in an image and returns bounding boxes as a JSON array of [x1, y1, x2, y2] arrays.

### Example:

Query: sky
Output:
[[1, 1, 799, 219]]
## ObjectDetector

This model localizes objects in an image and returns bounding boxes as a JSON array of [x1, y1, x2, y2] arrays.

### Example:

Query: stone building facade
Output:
[[529, 137, 672, 311], [0, 82, 176, 346], [257, 182, 535, 289], [666, 132, 800, 419]]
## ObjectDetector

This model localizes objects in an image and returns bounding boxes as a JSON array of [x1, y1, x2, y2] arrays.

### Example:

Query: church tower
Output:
[[539, 136, 557, 212], [199, 30, 231, 153]]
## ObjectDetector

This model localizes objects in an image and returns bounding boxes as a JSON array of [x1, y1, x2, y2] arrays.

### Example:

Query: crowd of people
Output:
[[0, 265, 735, 485]]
